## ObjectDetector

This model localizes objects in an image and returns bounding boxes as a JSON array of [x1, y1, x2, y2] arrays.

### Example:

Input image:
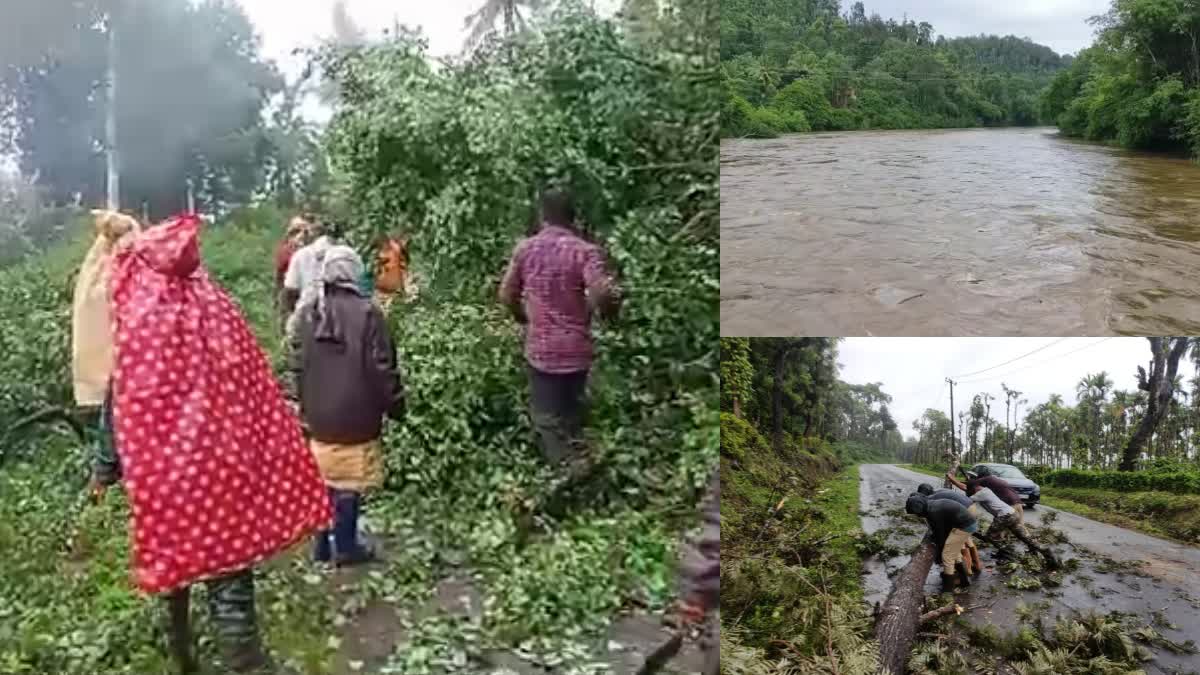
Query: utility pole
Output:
[[186, 178, 195, 214], [105, 14, 120, 210], [946, 377, 956, 458]]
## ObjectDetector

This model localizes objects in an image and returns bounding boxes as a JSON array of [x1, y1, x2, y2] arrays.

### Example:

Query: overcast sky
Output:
[[837, 338, 1161, 439], [861, 0, 1110, 56]]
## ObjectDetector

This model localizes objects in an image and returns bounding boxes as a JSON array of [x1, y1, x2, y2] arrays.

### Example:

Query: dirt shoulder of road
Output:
[[895, 464, 1200, 547]]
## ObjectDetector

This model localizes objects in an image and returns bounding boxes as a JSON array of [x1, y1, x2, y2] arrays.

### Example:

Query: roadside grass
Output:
[[1041, 488, 1200, 545], [896, 463, 945, 480]]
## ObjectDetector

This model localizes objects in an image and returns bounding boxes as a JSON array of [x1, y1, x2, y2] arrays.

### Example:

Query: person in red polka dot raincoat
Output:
[[89, 213, 332, 673]]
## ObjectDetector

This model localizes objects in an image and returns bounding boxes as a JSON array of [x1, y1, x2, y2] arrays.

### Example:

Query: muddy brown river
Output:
[[721, 127, 1200, 335]]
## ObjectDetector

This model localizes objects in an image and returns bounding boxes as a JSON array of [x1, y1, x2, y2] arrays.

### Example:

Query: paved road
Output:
[[859, 463, 1200, 674]]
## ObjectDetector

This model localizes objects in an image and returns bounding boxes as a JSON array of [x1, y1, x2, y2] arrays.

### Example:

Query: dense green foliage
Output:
[[0, 4, 717, 672], [723, 337, 902, 459], [903, 340, 1200, 471], [721, 0, 1068, 137], [1041, 0, 1200, 157], [1032, 464, 1200, 495]]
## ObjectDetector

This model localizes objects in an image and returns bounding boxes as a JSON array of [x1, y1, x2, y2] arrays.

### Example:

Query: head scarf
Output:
[[308, 245, 365, 345], [72, 210, 143, 405]]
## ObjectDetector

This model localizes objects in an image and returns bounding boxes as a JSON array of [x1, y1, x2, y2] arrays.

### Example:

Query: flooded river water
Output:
[[721, 128, 1200, 335]]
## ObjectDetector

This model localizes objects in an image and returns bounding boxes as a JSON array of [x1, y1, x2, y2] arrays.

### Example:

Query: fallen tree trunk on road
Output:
[[873, 450, 963, 674], [873, 533, 936, 675]]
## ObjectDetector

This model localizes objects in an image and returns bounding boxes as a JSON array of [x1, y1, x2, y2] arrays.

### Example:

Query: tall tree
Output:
[[720, 337, 753, 418], [463, 0, 546, 52], [1120, 337, 1192, 470]]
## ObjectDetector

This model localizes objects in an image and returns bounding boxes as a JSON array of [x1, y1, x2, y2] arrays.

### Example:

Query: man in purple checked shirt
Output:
[[499, 188, 621, 522]]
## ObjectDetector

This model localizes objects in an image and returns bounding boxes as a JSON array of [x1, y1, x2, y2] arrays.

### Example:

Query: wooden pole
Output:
[[946, 377, 956, 460], [105, 15, 120, 210]]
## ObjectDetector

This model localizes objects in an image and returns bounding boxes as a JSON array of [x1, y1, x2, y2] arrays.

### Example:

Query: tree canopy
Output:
[[721, 0, 1068, 137], [721, 337, 904, 458], [1040, 0, 1200, 156]]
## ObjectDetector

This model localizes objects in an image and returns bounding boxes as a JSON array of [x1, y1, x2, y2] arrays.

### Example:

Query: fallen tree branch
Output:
[[0, 406, 90, 469], [919, 603, 962, 623]]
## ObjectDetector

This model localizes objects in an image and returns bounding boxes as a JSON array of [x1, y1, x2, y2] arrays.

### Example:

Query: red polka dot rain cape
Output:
[[110, 214, 332, 593]]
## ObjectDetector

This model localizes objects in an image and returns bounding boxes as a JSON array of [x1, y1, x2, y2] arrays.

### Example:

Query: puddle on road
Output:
[[857, 466, 1200, 674]]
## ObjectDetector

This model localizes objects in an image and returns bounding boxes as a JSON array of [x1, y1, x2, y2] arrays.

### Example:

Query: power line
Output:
[[956, 337, 1117, 385], [949, 338, 1070, 379]]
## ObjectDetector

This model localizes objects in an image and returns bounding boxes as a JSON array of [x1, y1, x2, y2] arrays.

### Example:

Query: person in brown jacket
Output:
[[289, 245, 405, 565]]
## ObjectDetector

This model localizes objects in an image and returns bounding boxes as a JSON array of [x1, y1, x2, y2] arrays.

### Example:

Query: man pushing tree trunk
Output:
[[944, 471, 1059, 568], [904, 493, 977, 592]]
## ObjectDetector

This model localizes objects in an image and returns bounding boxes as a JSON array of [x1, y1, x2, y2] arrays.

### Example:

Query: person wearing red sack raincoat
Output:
[[89, 214, 332, 674]]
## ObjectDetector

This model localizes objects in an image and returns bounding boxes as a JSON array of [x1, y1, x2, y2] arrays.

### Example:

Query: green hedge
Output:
[[1049, 487, 1200, 543], [1033, 466, 1200, 496]]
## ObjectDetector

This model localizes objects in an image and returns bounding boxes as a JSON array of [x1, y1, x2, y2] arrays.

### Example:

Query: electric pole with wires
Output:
[[946, 377, 956, 456]]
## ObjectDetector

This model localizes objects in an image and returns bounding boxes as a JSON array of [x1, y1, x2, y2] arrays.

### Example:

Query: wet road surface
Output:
[[721, 128, 1200, 335], [859, 463, 1200, 674]]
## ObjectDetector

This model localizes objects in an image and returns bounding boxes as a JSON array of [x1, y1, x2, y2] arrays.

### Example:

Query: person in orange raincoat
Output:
[[90, 213, 331, 673], [371, 233, 411, 311]]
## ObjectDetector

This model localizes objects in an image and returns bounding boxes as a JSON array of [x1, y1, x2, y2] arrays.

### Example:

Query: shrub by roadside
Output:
[[1043, 487, 1200, 544], [1032, 466, 1200, 496], [721, 414, 881, 671]]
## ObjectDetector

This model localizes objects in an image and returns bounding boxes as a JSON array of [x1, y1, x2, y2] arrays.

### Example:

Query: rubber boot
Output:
[[332, 490, 375, 566], [313, 529, 333, 563], [955, 561, 972, 588], [166, 589, 198, 675], [209, 571, 269, 673], [940, 572, 957, 594]]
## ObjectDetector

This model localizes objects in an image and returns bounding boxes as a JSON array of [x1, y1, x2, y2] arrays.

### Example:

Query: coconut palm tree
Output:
[[463, 0, 547, 53], [1076, 371, 1113, 466]]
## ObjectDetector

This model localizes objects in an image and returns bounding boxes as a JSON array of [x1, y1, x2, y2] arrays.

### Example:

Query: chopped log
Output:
[[919, 603, 962, 624], [873, 533, 936, 675]]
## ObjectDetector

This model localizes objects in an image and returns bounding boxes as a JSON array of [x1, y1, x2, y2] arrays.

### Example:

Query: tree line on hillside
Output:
[[900, 338, 1200, 472], [1040, 0, 1200, 158], [720, 0, 1070, 137], [721, 337, 902, 459]]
